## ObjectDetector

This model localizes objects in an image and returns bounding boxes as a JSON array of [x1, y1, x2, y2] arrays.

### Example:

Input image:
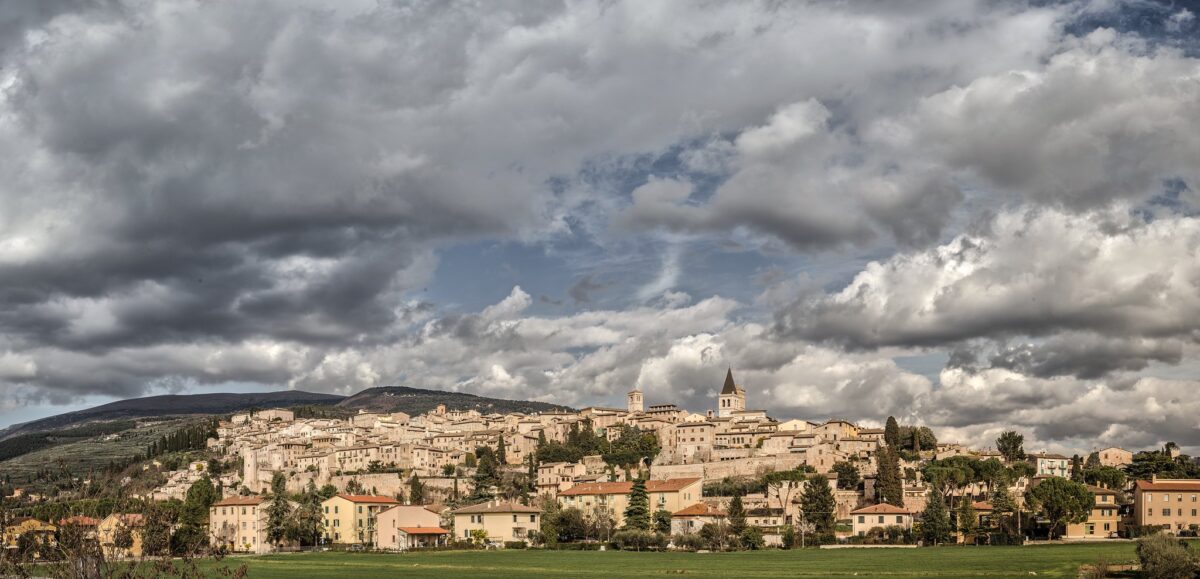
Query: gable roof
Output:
[[558, 478, 701, 497], [334, 494, 400, 504], [1135, 479, 1200, 492], [850, 503, 912, 515], [673, 503, 727, 517]]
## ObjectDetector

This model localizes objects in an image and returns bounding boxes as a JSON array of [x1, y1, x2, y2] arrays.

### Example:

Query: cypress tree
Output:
[[727, 493, 747, 536], [884, 416, 900, 447], [265, 472, 293, 549], [921, 493, 952, 545], [876, 446, 904, 507]]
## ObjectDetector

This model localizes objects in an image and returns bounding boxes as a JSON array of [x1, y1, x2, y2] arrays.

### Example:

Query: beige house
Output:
[[1097, 447, 1133, 468], [557, 478, 703, 528], [1065, 486, 1120, 539], [670, 502, 726, 536], [375, 505, 449, 550], [322, 494, 400, 546], [209, 496, 270, 553], [1133, 478, 1200, 533], [1027, 452, 1070, 477], [2, 518, 57, 551], [849, 503, 913, 536], [97, 514, 145, 559], [537, 462, 586, 497], [452, 501, 541, 545]]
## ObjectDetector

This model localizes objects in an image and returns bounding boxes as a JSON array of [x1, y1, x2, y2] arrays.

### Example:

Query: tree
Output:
[[318, 484, 339, 500], [623, 476, 651, 531], [763, 468, 807, 511], [176, 475, 218, 554], [496, 436, 508, 465], [876, 446, 904, 507], [1084, 466, 1127, 490], [884, 416, 900, 447], [727, 494, 747, 536], [831, 461, 861, 490], [290, 480, 325, 546], [409, 474, 426, 505], [471, 446, 501, 501], [956, 497, 978, 539], [799, 475, 836, 534], [920, 494, 951, 545], [1070, 455, 1084, 482], [345, 478, 364, 494], [996, 431, 1025, 462], [990, 483, 1017, 532], [1084, 452, 1101, 470], [653, 509, 672, 535], [142, 503, 175, 556], [1025, 477, 1093, 540], [1137, 533, 1197, 579], [265, 471, 293, 549]]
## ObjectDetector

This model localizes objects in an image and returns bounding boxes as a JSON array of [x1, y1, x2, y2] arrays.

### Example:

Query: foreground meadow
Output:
[[192, 542, 1140, 578]]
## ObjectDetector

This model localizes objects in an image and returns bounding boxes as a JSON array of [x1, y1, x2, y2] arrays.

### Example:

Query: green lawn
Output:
[[194, 543, 1140, 578]]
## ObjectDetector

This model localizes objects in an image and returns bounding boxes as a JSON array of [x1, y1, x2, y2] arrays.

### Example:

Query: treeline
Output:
[[289, 405, 355, 420], [534, 422, 660, 468], [146, 420, 218, 458], [0, 420, 136, 462]]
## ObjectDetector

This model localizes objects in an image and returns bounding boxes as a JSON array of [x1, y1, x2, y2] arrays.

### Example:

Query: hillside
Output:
[[336, 386, 573, 415], [0, 390, 343, 439]]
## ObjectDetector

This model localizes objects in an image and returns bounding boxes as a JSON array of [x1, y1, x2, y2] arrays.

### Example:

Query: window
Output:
[[878, 516, 885, 524], [896, 516, 903, 524], [513, 515, 518, 523], [530, 515, 536, 523], [1164, 509, 1172, 516], [858, 516, 865, 523]]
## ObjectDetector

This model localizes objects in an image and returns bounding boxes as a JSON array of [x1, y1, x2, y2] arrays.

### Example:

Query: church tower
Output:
[[627, 388, 644, 413], [718, 368, 746, 418]]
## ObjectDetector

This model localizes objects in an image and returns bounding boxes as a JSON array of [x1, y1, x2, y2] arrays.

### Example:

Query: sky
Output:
[[1, 0, 1200, 456]]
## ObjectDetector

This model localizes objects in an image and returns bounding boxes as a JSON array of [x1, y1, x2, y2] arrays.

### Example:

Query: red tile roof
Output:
[[672, 503, 726, 517], [1135, 479, 1200, 492], [452, 501, 540, 514], [850, 503, 912, 515], [335, 494, 401, 504], [58, 516, 100, 526], [398, 527, 450, 535], [972, 501, 994, 512], [558, 478, 702, 497]]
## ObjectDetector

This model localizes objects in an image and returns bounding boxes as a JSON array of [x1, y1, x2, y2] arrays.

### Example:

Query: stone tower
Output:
[[717, 368, 746, 418], [627, 388, 644, 413]]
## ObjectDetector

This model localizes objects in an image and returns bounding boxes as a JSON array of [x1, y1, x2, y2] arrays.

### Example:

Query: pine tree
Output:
[[265, 471, 293, 549], [623, 476, 651, 530], [799, 474, 836, 533], [921, 493, 952, 545], [727, 493, 747, 536], [289, 480, 325, 546], [884, 416, 901, 447], [956, 496, 978, 539]]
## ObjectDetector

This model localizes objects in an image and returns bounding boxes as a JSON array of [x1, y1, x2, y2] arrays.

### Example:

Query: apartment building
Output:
[[1133, 478, 1200, 533], [209, 496, 270, 553], [322, 494, 401, 545], [451, 501, 541, 545]]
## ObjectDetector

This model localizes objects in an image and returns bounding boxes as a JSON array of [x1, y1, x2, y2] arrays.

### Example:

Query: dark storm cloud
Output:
[[987, 335, 1184, 379]]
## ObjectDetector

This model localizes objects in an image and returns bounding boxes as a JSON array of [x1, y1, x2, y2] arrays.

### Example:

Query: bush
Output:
[[1124, 525, 1166, 539], [671, 533, 706, 551], [983, 532, 1024, 546], [610, 530, 666, 551], [738, 527, 765, 550], [1137, 533, 1197, 579], [503, 541, 527, 550]]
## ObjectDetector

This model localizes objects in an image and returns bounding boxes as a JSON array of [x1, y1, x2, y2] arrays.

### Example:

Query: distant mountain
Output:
[[336, 386, 573, 416], [0, 390, 344, 439]]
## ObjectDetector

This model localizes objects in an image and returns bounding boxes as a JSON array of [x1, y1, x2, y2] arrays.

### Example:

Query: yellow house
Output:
[[557, 478, 702, 528], [2, 518, 58, 551], [321, 494, 400, 546], [452, 500, 540, 545], [849, 503, 913, 536], [209, 496, 270, 553], [1065, 485, 1120, 539], [97, 514, 145, 559]]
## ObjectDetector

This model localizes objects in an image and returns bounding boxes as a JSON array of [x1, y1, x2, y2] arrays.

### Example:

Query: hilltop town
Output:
[[3, 368, 1199, 565]]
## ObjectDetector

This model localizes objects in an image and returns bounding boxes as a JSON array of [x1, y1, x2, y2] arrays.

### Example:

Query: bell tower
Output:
[[717, 368, 745, 418], [627, 388, 644, 413]]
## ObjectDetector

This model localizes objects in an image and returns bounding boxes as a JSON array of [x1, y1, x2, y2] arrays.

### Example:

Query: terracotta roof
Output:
[[453, 501, 540, 514], [850, 503, 912, 515], [398, 527, 450, 535], [214, 496, 266, 506], [972, 501, 994, 512], [1086, 485, 1119, 495], [1135, 479, 1200, 492], [558, 477, 702, 497], [335, 494, 401, 504], [58, 516, 100, 526], [672, 503, 727, 517], [106, 514, 146, 527]]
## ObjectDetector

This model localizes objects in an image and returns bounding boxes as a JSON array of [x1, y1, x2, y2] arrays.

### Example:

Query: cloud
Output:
[[567, 275, 606, 305], [778, 207, 1200, 356]]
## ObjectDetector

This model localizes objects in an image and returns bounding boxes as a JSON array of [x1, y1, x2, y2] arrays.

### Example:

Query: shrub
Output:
[[503, 541, 527, 550], [671, 533, 706, 551], [610, 530, 666, 551], [1137, 533, 1197, 579], [739, 527, 765, 550]]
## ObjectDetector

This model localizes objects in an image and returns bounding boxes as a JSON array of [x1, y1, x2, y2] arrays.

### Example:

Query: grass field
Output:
[[194, 543, 1142, 578]]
